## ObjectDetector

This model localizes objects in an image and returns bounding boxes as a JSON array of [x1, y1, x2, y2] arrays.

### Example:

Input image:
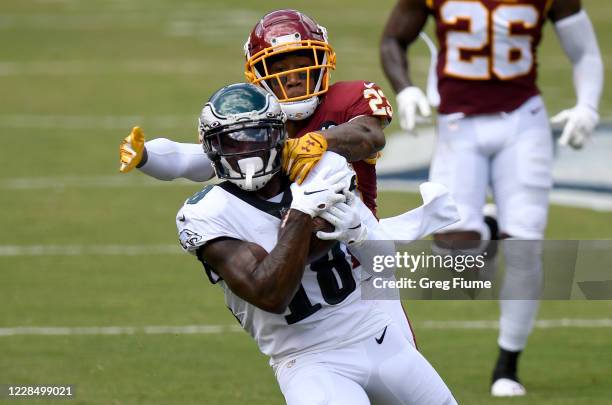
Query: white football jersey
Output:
[[176, 165, 390, 365]]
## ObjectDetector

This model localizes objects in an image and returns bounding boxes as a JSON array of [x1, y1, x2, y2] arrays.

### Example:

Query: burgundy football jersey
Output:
[[428, 0, 551, 115], [293, 80, 393, 216]]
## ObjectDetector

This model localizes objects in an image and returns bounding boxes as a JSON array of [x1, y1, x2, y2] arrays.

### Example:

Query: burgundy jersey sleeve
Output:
[[297, 81, 391, 216], [323, 81, 393, 127]]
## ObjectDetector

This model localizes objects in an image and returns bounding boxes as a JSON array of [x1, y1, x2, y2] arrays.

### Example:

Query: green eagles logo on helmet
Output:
[[199, 83, 287, 191]]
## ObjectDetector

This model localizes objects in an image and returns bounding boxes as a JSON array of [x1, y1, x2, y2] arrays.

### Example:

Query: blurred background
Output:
[[1, 0, 611, 403]]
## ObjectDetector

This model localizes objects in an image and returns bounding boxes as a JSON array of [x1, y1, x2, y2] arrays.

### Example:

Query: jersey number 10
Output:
[[442, 1, 539, 80]]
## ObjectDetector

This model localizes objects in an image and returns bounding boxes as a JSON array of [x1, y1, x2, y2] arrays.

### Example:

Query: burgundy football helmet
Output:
[[244, 9, 336, 120]]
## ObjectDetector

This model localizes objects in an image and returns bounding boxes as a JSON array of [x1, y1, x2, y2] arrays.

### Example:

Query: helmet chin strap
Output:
[[253, 72, 321, 121], [281, 96, 319, 120]]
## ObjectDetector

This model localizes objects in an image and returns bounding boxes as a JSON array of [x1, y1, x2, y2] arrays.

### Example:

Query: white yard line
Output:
[[3, 175, 612, 213], [0, 244, 181, 256], [0, 324, 243, 337], [0, 114, 194, 129], [548, 191, 612, 212], [422, 318, 612, 329], [378, 179, 612, 212], [0, 175, 196, 190], [0, 319, 609, 337], [0, 61, 214, 76]]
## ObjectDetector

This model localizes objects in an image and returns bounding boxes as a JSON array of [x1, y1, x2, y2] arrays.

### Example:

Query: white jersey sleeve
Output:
[[141, 138, 215, 182], [176, 185, 242, 255], [554, 10, 603, 111]]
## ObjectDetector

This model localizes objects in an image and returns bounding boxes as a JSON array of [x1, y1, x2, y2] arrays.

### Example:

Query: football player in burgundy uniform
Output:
[[119, 10, 420, 343], [381, 0, 603, 397], [120, 10, 390, 216]]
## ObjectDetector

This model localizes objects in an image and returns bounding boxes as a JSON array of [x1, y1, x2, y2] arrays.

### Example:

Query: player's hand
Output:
[[316, 197, 367, 245], [551, 105, 599, 149], [396, 86, 431, 133], [119, 126, 146, 172], [290, 171, 348, 218], [282, 132, 328, 184]]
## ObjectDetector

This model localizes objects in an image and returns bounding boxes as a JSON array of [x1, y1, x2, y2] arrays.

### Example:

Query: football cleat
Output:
[[483, 203, 499, 260], [491, 347, 524, 397], [483, 203, 499, 239], [491, 378, 527, 397]]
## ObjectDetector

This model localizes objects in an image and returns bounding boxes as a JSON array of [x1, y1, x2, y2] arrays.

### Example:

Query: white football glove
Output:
[[316, 197, 367, 245], [551, 104, 599, 149], [396, 86, 431, 133], [290, 171, 347, 218]]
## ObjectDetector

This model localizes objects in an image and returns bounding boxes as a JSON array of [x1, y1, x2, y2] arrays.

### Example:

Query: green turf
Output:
[[1, 0, 611, 404]]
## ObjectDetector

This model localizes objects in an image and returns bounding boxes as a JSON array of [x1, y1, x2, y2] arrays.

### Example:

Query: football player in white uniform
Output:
[[380, 0, 603, 397], [119, 9, 429, 348], [177, 82, 457, 404]]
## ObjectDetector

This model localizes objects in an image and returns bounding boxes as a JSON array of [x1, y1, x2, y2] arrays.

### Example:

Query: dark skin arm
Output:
[[322, 115, 386, 162], [288, 115, 385, 162], [199, 209, 313, 314], [548, 0, 581, 22], [380, 0, 430, 94]]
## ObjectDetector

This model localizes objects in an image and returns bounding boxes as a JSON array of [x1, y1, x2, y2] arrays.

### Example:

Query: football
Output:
[[312, 216, 334, 234], [308, 217, 336, 263]]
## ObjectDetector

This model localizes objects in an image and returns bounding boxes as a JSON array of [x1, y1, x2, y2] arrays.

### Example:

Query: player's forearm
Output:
[[380, 0, 429, 93], [248, 210, 313, 313], [555, 10, 603, 110], [139, 138, 214, 182], [380, 36, 414, 93], [322, 119, 385, 162]]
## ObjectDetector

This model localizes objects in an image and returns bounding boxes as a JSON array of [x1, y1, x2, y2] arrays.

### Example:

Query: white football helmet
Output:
[[199, 83, 287, 191]]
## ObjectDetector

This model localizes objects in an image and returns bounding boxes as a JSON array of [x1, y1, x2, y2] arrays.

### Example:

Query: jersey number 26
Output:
[[442, 1, 539, 80]]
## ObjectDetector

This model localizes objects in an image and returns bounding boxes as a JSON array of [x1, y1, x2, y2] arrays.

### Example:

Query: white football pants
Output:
[[274, 322, 457, 405], [430, 95, 552, 239], [430, 95, 552, 351]]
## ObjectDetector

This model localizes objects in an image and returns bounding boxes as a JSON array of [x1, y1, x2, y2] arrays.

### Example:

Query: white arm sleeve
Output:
[[139, 138, 215, 182], [554, 10, 603, 110]]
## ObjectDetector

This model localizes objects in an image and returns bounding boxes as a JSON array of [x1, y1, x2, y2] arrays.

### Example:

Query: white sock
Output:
[[498, 240, 542, 351]]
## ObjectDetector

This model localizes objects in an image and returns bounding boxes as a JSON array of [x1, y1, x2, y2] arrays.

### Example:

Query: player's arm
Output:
[[197, 172, 347, 314], [282, 115, 385, 184], [322, 115, 385, 162], [140, 138, 214, 181], [549, 0, 603, 149], [200, 210, 313, 314], [119, 127, 215, 181], [380, 0, 429, 93], [380, 0, 432, 132]]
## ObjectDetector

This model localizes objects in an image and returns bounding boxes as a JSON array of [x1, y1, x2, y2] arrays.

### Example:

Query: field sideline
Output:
[[1, 0, 611, 404]]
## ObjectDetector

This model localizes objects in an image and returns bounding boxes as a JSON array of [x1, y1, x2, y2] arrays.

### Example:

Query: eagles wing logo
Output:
[[179, 229, 203, 250]]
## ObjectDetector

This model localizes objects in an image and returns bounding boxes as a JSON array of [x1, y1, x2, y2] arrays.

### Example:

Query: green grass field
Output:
[[1, 0, 612, 404]]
